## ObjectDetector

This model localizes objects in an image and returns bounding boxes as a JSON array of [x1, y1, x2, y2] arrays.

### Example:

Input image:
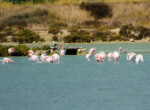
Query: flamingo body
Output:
[[29, 55, 40, 63], [135, 54, 144, 64], [1, 57, 14, 64]]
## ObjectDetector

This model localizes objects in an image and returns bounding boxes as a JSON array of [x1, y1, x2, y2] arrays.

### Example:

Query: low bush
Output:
[[0, 45, 29, 56], [32, 47, 41, 52], [80, 2, 112, 20], [17, 29, 44, 44], [119, 24, 150, 40], [63, 30, 94, 43], [41, 45, 50, 50]]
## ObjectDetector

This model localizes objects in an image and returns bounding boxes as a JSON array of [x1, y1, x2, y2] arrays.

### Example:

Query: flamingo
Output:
[[107, 52, 113, 61], [45, 56, 54, 63], [124, 49, 136, 62], [51, 53, 60, 64], [60, 46, 66, 56], [28, 50, 34, 57], [95, 51, 106, 62], [0, 57, 14, 64], [29, 55, 40, 63], [135, 54, 144, 64], [86, 53, 93, 61], [60, 49, 66, 56], [89, 47, 96, 54], [8, 48, 15, 55], [127, 53, 136, 61], [86, 47, 96, 61], [112, 47, 122, 62], [40, 54, 49, 62]]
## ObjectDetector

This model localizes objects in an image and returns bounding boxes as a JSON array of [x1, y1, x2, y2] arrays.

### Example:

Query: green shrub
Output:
[[32, 47, 41, 52], [0, 45, 29, 56], [80, 2, 112, 20], [0, 45, 9, 56], [63, 30, 94, 43], [17, 29, 44, 44], [41, 45, 50, 50], [119, 24, 150, 40], [12, 45, 30, 56]]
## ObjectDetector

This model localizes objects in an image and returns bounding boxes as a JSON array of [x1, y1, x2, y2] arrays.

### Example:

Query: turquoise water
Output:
[[0, 43, 150, 110], [30, 43, 150, 53]]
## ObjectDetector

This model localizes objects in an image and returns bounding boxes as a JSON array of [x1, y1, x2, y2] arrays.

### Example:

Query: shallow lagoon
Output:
[[0, 43, 150, 110], [29, 43, 150, 53]]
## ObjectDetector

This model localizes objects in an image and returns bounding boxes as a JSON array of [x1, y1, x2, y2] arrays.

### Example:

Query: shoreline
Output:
[[1, 40, 150, 46]]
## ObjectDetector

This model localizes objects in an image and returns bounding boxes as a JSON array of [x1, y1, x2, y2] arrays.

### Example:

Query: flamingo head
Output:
[[124, 49, 128, 53], [92, 47, 96, 53]]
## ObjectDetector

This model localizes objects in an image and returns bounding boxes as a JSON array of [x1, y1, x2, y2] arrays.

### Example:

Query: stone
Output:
[[130, 38, 134, 42]]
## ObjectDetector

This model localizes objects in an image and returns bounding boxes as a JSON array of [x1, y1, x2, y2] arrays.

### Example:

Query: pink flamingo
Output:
[[29, 55, 40, 63], [40, 54, 50, 62], [0, 57, 14, 64], [112, 47, 122, 62], [95, 51, 106, 62], [28, 50, 34, 57], [45, 56, 53, 63], [51, 53, 60, 64], [8, 48, 15, 55]]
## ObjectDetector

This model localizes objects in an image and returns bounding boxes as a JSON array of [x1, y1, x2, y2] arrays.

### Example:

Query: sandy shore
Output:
[[1, 39, 150, 46]]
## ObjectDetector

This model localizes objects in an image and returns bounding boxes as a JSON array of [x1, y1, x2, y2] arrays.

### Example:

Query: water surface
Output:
[[0, 53, 150, 110], [1, 43, 150, 110]]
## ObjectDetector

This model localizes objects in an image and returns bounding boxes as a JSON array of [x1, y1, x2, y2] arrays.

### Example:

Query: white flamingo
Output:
[[29, 55, 40, 63], [135, 54, 144, 64], [86, 53, 93, 61], [0, 57, 14, 64], [127, 53, 136, 61], [124, 49, 136, 62], [112, 47, 122, 62], [107, 52, 113, 61], [86, 47, 96, 61], [60, 47, 66, 56], [89, 47, 96, 54]]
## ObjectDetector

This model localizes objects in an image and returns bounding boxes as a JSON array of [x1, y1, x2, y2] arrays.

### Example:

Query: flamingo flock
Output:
[[86, 47, 144, 64], [0, 46, 145, 65], [28, 51, 60, 64]]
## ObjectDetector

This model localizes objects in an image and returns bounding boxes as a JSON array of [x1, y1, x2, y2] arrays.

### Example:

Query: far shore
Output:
[[1, 40, 150, 46]]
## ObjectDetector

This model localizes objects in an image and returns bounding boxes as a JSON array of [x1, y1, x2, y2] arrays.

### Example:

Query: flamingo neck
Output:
[[119, 49, 121, 55]]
